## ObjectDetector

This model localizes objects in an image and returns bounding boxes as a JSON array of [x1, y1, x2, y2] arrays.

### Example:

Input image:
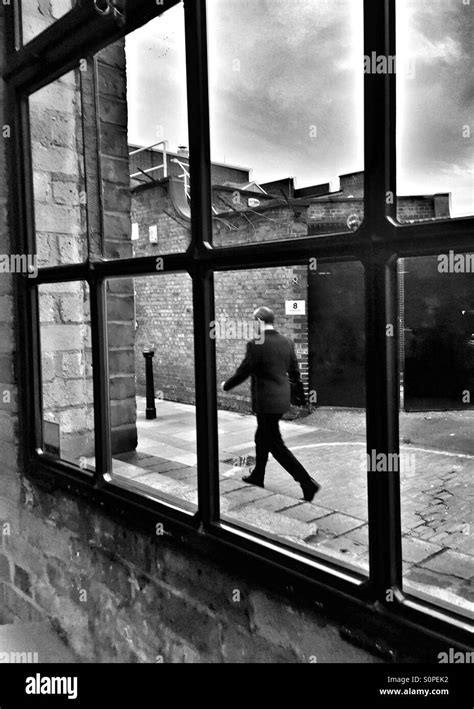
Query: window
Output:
[[207, 0, 365, 247], [6, 0, 473, 646]]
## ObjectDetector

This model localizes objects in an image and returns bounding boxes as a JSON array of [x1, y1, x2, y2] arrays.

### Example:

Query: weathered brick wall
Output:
[[0, 482, 381, 662], [134, 273, 195, 404], [132, 182, 190, 255], [0, 8, 19, 500]]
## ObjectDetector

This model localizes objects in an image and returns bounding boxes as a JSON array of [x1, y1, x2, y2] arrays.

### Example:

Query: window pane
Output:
[[396, 0, 473, 221], [29, 70, 89, 267], [39, 281, 95, 471], [215, 262, 368, 574], [207, 0, 364, 247], [102, 4, 192, 258], [398, 255, 474, 617], [21, 0, 76, 46], [106, 274, 197, 510]]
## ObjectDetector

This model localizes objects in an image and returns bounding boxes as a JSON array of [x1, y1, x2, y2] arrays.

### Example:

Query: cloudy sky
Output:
[[126, 0, 473, 216]]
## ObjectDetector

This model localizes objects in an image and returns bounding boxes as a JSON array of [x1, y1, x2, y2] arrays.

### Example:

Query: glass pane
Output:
[[396, 0, 474, 221], [107, 274, 197, 510], [215, 262, 368, 574], [99, 3, 192, 258], [29, 70, 89, 267], [398, 255, 474, 617], [207, 0, 364, 247], [39, 281, 95, 471], [22, 0, 76, 46]]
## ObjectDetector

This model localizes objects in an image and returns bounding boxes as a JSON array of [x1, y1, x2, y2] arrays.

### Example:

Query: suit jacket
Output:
[[223, 330, 302, 414]]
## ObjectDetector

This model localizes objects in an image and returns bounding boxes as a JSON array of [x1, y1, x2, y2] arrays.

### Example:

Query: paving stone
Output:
[[218, 478, 249, 493], [401, 537, 442, 564], [405, 568, 456, 589], [341, 524, 368, 546], [222, 486, 273, 509], [316, 513, 365, 537], [252, 494, 300, 513], [319, 537, 368, 559], [456, 581, 474, 603], [420, 551, 474, 580], [281, 503, 331, 523], [226, 505, 317, 541]]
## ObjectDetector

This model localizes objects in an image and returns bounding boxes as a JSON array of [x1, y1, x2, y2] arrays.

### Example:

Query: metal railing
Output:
[[171, 157, 191, 200], [129, 140, 168, 180]]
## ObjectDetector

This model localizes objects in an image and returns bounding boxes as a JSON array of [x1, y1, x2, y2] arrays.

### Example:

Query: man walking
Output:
[[221, 306, 320, 502]]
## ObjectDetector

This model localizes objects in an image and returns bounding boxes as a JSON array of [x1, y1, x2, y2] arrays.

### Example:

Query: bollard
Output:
[[142, 348, 157, 420]]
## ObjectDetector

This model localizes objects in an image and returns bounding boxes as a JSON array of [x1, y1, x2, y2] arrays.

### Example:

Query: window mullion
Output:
[[364, 0, 402, 600], [184, 0, 219, 524], [364, 0, 396, 229], [90, 276, 112, 485]]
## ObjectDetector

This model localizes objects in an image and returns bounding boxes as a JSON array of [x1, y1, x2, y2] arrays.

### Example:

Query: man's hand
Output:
[[220, 381, 226, 392]]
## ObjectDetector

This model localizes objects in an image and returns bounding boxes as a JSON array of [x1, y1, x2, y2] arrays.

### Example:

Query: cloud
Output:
[[126, 0, 472, 216]]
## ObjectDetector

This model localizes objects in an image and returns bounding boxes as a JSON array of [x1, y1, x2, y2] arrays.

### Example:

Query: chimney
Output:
[[177, 145, 189, 159], [434, 193, 451, 219]]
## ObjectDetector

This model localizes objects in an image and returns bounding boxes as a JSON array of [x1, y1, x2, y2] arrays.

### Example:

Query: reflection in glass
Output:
[[29, 70, 88, 267], [39, 282, 95, 470], [215, 263, 368, 573]]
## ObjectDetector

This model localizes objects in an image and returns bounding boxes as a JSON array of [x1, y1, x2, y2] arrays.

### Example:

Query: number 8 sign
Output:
[[285, 300, 306, 315]]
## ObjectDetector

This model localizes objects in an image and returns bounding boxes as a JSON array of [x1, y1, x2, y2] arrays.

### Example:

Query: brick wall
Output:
[[132, 185, 309, 412], [0, 482, 381, 662]]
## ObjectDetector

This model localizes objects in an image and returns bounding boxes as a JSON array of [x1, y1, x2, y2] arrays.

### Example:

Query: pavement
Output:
[[113, 398, 473, 619]]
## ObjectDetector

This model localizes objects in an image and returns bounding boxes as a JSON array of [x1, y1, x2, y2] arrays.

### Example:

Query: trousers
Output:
[[252, 413, 311, 485]]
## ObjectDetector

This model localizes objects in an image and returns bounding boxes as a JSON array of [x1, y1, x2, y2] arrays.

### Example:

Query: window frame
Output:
[[4, 0, 473, 651]]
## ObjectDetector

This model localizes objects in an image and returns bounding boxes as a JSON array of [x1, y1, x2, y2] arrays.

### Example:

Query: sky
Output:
[[126, 0, 473, 216]]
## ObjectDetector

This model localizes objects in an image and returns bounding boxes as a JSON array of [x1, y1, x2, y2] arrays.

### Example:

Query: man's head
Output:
[[253, 306, 274, 326]]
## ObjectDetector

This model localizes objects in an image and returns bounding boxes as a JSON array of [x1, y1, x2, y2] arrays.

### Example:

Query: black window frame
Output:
[[3, 0, 473, 652]]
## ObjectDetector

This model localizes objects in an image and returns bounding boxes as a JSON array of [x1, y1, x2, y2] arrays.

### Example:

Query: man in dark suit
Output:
[[221, 306, 320, 502]]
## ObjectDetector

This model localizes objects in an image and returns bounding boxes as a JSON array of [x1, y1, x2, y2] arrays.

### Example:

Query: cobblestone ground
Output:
[[113, 398, 473, 618]]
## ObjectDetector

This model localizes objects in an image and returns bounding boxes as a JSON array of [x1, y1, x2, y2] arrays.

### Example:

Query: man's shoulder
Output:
[[263, 332, 294, 350], [274, 332, 294, 347]]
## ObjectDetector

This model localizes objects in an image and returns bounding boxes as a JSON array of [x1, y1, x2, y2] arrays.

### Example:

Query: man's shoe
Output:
[[301, 477, 320, 502], [242, 471, 264, 488]]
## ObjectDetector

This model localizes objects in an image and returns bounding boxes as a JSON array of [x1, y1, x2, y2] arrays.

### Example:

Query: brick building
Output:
[[130, 153, 452, 411]]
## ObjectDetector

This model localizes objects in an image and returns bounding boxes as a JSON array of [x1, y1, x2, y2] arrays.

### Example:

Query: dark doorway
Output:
[[309, 261, 365, 407]]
